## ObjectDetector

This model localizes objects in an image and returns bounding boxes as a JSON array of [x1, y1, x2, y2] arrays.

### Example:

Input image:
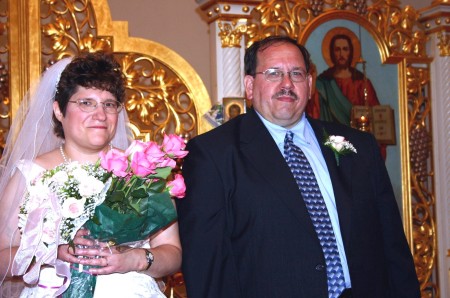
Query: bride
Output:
[[0, 52, 181, 297]]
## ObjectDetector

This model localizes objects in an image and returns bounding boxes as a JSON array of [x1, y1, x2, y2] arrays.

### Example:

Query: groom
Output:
[[176, 36, 420, 297]]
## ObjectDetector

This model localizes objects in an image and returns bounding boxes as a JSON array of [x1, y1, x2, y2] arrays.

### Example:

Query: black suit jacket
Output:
[[177, 109, 420, 298]]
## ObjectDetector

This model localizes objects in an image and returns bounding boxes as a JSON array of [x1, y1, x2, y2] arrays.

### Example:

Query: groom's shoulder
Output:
[[188, 114, 245, 150]]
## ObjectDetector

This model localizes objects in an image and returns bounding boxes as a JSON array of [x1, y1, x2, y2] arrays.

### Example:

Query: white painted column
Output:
[[420, 2, 450, 297], [222, 46, 243, 97], [197, 0, 262, 125], [430, 39, 450, 298]]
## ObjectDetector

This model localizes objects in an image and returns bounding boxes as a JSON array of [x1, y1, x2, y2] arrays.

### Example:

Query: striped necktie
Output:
[[284, 131, 345, 297]]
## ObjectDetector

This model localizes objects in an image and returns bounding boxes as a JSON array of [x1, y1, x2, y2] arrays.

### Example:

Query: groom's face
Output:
[[244, 42, 312, 129]]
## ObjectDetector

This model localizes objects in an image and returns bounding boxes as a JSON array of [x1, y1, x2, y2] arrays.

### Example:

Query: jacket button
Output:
[[315, 264, 325, 271]]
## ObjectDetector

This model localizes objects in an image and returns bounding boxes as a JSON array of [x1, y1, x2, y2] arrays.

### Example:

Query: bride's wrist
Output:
[[139, 248, 154, 272]]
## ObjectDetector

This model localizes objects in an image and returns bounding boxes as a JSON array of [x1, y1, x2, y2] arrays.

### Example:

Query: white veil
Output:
[[0, 57, 132, 290]]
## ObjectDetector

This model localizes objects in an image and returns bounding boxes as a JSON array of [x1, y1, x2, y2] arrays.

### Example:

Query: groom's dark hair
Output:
[[244, 35, 311, 76]]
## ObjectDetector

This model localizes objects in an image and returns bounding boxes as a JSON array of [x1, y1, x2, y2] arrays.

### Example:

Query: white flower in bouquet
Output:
[[78, 177, 105, 198], [72, 167, 90, 181], [51, 170, 69, 184], [61, 197, 87, 219]]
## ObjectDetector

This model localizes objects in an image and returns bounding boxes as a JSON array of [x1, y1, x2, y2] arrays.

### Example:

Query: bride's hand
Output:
[[57, 228, 98, 263], [85, 246, 147, 275]]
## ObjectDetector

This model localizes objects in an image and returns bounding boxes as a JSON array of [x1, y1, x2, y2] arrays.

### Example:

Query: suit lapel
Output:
[[308, 118, 353, 248], [239, 110, 318, 239]]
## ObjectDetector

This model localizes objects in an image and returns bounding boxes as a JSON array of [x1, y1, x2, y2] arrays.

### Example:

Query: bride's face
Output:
[[54, 86, 119, 151]]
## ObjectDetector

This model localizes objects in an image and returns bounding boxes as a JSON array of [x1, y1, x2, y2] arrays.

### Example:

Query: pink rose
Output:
[[99, 149, 129, 177], [144, 142, 166, 164], [125, 140, 149, 158], [162, 134, 188, 158], [130, 151, 157, 177], [158, 157, 177, 169], [166, 174, 186, 199]]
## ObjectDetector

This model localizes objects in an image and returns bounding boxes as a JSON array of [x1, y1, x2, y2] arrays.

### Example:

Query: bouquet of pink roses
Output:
[[63, 134, 187, 297], [85, 134, 187, 244]]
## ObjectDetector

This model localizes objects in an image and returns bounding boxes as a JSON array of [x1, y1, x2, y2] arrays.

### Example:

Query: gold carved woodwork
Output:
[[118, 53, 198, 143], [437, 30, 450, 56], [41, 0, 113, 60], [243, 1, 427, 59], [419, 0, 450, 57], [218, 21, 248, 48], [406, 63, 437, 296], [199, 1, 259, 23]]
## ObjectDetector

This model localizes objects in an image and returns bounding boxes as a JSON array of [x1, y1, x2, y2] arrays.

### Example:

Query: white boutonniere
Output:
[[323, 130, 357, 166]]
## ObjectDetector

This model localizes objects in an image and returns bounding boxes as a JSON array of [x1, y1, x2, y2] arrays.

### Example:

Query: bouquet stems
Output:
[[62, 263, 96, 298], [62, 236, 100, 297]]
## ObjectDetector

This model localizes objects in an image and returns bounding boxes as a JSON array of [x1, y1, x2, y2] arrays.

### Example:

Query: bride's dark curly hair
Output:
[[53, 51, 126, 139]]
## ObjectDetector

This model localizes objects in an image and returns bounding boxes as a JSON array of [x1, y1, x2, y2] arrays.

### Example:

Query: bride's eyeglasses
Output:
[[68, 98, 123, 114]]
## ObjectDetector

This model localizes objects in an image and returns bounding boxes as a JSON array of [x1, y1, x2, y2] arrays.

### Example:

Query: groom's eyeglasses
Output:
[[255, 68, 309, 83], [68, 98, 123, 114]]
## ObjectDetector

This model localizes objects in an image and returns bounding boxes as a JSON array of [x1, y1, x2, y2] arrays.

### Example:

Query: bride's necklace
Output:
[[59, 143, 113, 163], [59, 144, 70, 163]]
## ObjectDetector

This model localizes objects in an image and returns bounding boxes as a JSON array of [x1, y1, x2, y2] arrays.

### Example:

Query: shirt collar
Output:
[[255, 111, 311, 146]]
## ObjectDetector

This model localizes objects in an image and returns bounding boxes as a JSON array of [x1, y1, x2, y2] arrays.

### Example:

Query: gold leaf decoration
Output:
[[247, 0, 427, 58], [406, 64, 437, 297], [117, 53, 196, 143], [41, 0, 112, 62]]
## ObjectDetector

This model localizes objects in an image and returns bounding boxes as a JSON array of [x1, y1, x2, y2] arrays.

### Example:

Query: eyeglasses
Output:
[[255, 68, 309, 83], [68, 98, 123, 114]]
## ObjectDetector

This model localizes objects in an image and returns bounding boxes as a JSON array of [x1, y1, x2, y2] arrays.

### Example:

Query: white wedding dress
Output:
[[15, 160, 166, 298]]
